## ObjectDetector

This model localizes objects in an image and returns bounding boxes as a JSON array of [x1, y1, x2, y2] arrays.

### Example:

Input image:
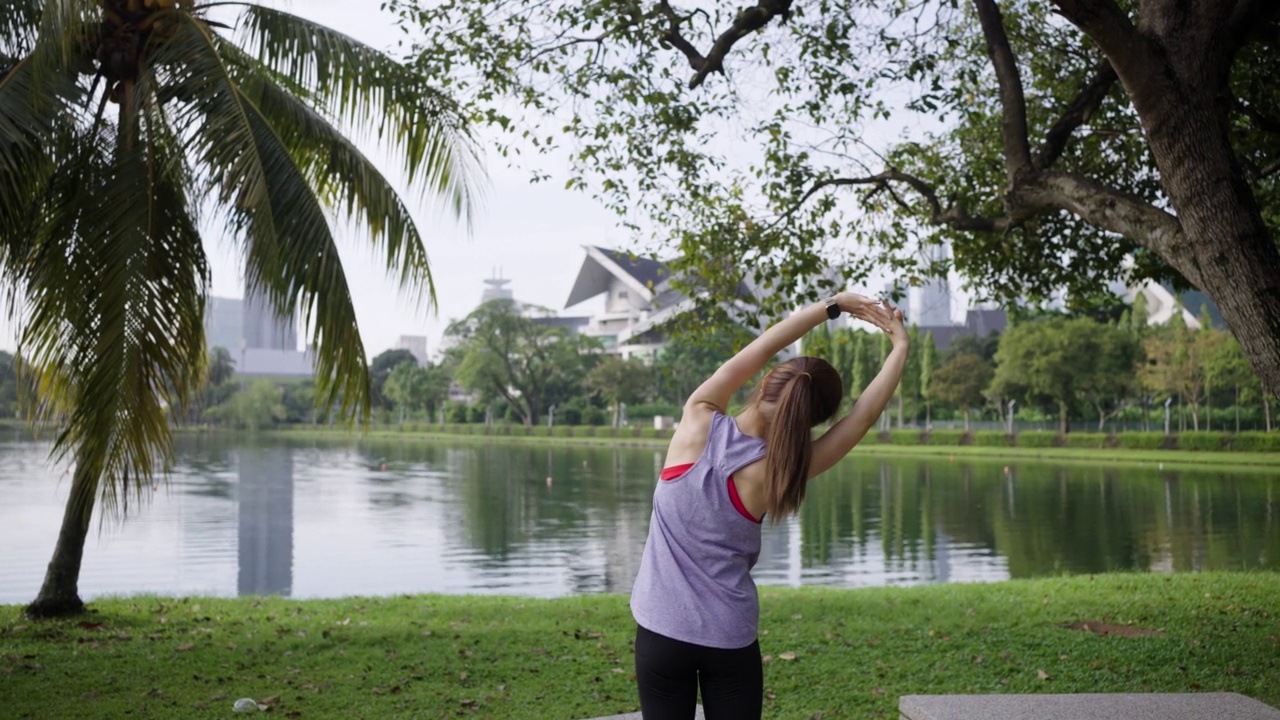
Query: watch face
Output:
[[826, 301, 840, 319]]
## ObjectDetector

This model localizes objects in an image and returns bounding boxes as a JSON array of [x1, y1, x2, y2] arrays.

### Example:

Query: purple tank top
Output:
[[630, 411, 768, 649]]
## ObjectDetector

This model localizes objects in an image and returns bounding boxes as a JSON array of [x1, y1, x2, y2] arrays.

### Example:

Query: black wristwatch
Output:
[[825, 297, 841, 319]]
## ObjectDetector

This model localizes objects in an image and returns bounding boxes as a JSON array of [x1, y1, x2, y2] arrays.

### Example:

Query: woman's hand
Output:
[[837, 292, 909, 349], [881, 299, 909, 350], [835, 292, 895, 332]]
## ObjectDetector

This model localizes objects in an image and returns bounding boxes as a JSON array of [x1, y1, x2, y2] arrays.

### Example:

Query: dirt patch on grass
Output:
[[1061, 621, 1164, 638]]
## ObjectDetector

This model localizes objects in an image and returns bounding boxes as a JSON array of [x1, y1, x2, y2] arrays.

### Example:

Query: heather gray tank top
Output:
[[630, 411, 768, 649]]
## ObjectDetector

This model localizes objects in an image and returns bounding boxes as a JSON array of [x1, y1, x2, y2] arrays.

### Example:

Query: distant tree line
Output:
[[178, 297, 1274, 434]]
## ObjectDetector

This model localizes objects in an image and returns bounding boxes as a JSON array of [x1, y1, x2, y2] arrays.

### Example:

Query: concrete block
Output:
[[899, 693, 1280, 720]]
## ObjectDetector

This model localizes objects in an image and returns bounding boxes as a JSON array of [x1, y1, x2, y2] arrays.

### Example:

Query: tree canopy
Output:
[[390, 0, 1280, 394]]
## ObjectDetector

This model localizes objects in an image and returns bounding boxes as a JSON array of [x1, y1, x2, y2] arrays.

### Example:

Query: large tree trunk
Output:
[[963, 407, 971, 433], [1120, 30, 1280, 398], [26, 464, 96, 618]]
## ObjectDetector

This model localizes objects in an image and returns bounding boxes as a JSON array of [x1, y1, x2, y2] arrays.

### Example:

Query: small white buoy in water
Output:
[[546, 476, 553, 487]]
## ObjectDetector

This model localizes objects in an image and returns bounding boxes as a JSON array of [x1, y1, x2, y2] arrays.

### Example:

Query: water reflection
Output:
[[0, 435, 1275, 604], [237, 448, 293, 597]]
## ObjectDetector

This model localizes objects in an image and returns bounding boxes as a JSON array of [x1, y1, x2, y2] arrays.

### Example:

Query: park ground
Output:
[[2, 572, 1278, 719]]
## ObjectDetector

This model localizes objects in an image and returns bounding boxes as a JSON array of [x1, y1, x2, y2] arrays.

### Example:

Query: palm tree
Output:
[[1, 0, 479, 617]]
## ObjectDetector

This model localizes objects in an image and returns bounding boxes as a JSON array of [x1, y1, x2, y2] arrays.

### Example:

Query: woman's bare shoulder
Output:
[[663, 403, 719, 466]]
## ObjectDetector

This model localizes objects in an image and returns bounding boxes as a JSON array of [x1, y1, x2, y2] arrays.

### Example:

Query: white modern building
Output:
[[563, 246, 689, 360]]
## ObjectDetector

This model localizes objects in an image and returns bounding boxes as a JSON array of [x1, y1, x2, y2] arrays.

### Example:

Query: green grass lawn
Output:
[[852, 443, 1280, 472], [3, 573, 1278, 719]]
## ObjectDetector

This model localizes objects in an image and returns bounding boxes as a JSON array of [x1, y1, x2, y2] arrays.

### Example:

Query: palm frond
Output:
[[233, 3, 482, 223], [20, 73, 208, 518], [160, 13, 370, 417], [0, 9, 86, 305], [0, 0, 42, 56], [218, 40, 436, 304]]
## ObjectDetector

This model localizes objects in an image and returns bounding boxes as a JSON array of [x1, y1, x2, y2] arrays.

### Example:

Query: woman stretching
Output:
[[630, 292, 909, 719]]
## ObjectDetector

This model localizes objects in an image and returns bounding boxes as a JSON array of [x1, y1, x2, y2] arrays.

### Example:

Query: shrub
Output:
[[1178, 431, 1225, 451], [1231, 432, 1280, 452], [439, 402, 462, 424], [582, 407, 608, 426], [885, 430, 924, 445], [1016, 430, 1059, 448], [925, 430, 966, 446], [1115, 431, 1168, 450], [529, 426, 551, 437], [972, 431, 1012, 447], [640, 427, 669, 439], [1063, 432, 1110, 449]]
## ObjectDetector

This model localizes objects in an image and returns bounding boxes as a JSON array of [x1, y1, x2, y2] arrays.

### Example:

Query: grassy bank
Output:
[[251, 425, 1280, 471], [3, 573, 1278, 719]]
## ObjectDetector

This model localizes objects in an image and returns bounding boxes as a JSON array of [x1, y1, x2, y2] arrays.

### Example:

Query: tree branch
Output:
[[658, 0, 792, 89], [781, 167, 1192, 287], [1050, 0, 1139, 61], [1220, 0, 1280, 54], [1034, 60, 1119, 169], [1025, 170, 1195, 284], [781, 171, 1019, 233], [972, 0, 1033, 181]]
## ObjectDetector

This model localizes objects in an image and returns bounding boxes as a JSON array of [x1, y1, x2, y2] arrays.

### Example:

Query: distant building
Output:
[[563, 246, 686, 360], [1123, 279, 1203, 329], [912, 244, 953, 327], [242, 289, 297, 351], [205, 296, 243, 352], [205, 291, 312, 379], [481, 271, 515, 304], [396, 335, 429, 366]]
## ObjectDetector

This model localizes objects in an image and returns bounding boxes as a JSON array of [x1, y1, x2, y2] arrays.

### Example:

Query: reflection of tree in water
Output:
[[799, 455, 1280, 582]]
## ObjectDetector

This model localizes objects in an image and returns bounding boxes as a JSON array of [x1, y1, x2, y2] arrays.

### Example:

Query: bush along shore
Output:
[[260, 422, 1280, 454], [2, 573, 1278, 719]]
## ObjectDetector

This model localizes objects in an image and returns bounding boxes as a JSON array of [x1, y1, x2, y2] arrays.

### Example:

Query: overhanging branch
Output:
[[973, 0, 1033, 179], [780, 170, 1019, 233], [779, 167, 1190, 284], [657, 0, 792, 89], [1035, 61, 1119, 169]]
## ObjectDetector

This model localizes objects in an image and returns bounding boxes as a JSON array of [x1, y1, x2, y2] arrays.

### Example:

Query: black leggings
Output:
[[634, 624, 763, 720]]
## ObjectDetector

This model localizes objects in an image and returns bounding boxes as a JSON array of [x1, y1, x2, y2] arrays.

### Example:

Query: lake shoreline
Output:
[[3, 572, 1277, 719], [248, 425, 1280, 472]]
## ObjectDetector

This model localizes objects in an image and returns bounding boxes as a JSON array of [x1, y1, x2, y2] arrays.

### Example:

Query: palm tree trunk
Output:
[[26, 463, 96, 618]]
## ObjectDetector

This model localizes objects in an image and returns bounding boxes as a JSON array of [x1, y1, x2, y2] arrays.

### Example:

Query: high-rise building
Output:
[[396, 335, 428, 366], [912, 243, 953, 327], [241, 289, 297, 351], [205, 296, 244, 352], [205, 292, 311, 378]]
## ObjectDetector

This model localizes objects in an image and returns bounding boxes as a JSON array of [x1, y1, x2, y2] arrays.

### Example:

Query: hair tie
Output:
[[800, 371, 812, 380]]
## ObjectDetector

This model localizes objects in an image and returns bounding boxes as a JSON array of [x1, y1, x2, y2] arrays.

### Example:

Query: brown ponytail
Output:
[[756, 357, 842, 522]]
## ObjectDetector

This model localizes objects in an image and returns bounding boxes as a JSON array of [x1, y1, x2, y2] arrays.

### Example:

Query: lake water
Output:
[[1, 433, 1276, 604]]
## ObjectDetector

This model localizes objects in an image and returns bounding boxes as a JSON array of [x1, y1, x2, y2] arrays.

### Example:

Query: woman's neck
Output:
[[735, 405, 769, 439]]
